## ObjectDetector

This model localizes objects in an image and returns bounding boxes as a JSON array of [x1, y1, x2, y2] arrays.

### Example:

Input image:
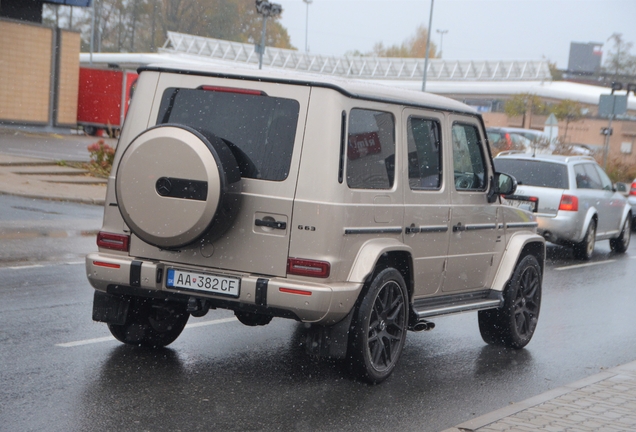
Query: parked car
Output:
[[498, 127, 552, 144], [494, 153, 631, 260], [615, 181, 630, 197], [86, 63, 546, 383], [627, 180, 636, 223], [486, 127, 533, 152]]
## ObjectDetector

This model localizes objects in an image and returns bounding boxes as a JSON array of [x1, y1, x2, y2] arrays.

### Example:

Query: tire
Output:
[[348, 268, 408, 383], [108, 297, 189, 348], [478, 254, 542, 349], [573, 219, 596, 260], [610, 216, 631, 253], [84, 125, 98, 136], [115, 124, 241, 248]]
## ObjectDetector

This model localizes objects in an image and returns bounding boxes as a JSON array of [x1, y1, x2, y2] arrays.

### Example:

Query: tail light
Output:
[[504, 133, 512, 150], [97, 232, 130, 252], [559, 194, 579, 212], [287, 258, 330, 278], [630, 182, 636, 196]]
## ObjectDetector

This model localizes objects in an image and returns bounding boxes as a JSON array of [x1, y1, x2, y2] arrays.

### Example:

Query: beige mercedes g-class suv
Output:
[[86, 63, 545, 383]]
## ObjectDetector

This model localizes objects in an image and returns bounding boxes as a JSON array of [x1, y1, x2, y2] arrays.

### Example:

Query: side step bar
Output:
[[412, 290, 503, 319]]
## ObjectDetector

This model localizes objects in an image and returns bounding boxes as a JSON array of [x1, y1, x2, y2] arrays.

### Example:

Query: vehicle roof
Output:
[[139, 62, 478, 116], [494, 152, 597, 165], [496, 127, 547, 135]]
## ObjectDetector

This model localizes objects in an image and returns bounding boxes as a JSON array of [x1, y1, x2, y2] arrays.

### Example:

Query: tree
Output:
[[550, 99, 583, 144], [47, 0, 294, 53], [504, 93, 546, 129], [372, 24, 437, 58], [603, 33, 636, 78], [547, 60, 563, 81]]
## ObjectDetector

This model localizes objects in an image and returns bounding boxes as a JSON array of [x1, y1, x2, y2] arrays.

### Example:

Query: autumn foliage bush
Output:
[[87, 139, 115, 177]]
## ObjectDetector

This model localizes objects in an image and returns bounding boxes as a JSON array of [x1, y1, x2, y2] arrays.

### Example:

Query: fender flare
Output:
[[491, 232, 545, 292], [578, 207, 598, 244], [347, 238, 413, 283], [619, 206, 632, 228]]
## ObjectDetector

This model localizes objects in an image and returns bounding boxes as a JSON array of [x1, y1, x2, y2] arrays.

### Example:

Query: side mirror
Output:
[[496, 172, 517, 196]]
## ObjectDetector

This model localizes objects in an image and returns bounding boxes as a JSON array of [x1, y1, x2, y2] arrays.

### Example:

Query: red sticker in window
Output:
[[348, 132, 382, 160]]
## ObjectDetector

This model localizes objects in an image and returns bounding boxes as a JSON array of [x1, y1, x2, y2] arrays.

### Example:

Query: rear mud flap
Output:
[[304, 308, 355, 359], [92, 291, 130, 325]]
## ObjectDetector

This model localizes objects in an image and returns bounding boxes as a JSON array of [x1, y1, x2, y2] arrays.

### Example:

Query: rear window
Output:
[[494, 158, 569, 189], [156, 87, 300, 181]]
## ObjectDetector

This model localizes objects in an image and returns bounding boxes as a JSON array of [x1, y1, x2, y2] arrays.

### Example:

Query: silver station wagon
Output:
[[494, 153, 631, 260], [86, 63, 545, 383]]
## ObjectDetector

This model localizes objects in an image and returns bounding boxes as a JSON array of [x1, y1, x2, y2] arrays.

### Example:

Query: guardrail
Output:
[[161, 31, 552, 82]]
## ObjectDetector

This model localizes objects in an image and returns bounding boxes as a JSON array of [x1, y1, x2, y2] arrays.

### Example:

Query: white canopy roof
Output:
[[80, 32, 636, 112]]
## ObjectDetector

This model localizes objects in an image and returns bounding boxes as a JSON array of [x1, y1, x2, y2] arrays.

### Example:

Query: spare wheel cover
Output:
[[116, 126, 223, 248]]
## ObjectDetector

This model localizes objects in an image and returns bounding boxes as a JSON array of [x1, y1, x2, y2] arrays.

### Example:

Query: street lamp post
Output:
[[421, 0, 434, 92], [436, 29, 448, 58], [303, 0, 312, 52], [255, 0, 283, 69]]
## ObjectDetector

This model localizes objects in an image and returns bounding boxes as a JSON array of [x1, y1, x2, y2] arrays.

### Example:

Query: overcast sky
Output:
[[275, 0, 636, 68]]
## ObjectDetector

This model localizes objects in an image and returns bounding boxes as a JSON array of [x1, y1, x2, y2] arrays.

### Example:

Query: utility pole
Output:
[[421, 0, 434, 92], [436, 29, 448, 58], [255, 0, 283, 69], [303, 0, 312, 52]]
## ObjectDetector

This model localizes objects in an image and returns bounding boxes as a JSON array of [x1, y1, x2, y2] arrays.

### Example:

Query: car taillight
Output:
[[96, 232, 130, 252], [504, 133, 512, 150], [630, 182, 636, 196], [287, 258, 330, 278], [559, 194, 579, 212]]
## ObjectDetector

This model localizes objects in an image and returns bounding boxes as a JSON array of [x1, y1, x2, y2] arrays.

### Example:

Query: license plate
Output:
[[507, 198, 537, 212], [166, 268, 240, 297]]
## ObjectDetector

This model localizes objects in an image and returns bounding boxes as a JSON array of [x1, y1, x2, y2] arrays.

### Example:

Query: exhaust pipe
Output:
[[409, 319, 435, 332]]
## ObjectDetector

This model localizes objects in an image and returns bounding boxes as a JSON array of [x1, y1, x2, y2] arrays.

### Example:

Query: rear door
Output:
[[127, 73, 311, 277], [574, 163, 620, 236], [594, 164, 624, 234], [402, 108, 450, 298]]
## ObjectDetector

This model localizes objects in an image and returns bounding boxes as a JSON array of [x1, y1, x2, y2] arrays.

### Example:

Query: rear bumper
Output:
[[536, 211, 584, 244], [86, 253, 361, 325]]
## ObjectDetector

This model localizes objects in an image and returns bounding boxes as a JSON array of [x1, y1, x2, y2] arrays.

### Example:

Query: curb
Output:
[[441, 359, 636, 432]]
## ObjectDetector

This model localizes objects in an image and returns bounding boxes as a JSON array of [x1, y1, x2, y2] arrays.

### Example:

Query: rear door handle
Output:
[[255, 219, 287, 230]]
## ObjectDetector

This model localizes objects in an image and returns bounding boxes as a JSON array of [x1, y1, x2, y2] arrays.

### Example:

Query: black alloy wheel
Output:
[[349, 268, 408, 383], [479, 254, 542, 349]]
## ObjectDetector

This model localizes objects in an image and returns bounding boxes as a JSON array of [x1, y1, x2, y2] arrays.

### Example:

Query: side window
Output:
[[407, 117, 442, 190], [583, 164, 603, 190], [452, 123, 487, 191], [346, 108, 396, 190], [575, 164, 602, 190], [594, 165, 613, 191], [574, 164, 589, 188]]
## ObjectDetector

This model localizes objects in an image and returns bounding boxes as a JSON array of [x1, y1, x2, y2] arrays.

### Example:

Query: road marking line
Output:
[[55, 317, 237, 348], [57, 336, 115, 347], [555, 260, 616, 271], [2, 261, 84, 270]]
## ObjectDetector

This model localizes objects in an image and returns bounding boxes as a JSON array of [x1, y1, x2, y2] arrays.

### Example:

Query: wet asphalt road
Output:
[[1, 195, 636, 432], [0, 129, 118, 162]]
